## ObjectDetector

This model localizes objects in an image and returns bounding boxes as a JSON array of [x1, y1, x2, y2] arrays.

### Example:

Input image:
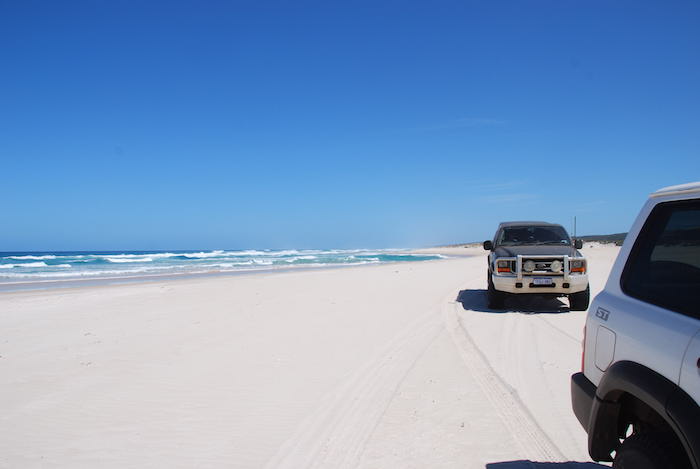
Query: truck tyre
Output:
[[569, 285, 590, 311], [487, 274, 505, 309], [612, 433, 683, 469]]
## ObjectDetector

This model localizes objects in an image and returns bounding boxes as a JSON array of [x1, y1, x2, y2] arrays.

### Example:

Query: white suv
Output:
[[571, 182, 700, 469]]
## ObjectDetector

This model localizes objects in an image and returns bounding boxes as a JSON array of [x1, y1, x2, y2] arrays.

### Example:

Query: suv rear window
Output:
[[621, 199, 700, 319]]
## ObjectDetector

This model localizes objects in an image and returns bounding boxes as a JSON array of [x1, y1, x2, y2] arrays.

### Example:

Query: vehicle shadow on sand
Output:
[[456, 289, 570, 314], [486, 461, 607, 468]]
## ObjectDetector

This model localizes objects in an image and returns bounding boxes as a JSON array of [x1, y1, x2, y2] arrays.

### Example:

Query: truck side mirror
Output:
[[483, 240, 493, 250], [574, 239, 583, 249]]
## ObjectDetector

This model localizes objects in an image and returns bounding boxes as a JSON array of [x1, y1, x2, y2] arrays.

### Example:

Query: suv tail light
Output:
[[581, 324, 587, 372]]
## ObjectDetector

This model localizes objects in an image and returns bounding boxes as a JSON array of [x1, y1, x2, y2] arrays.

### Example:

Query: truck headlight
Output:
[[571, 260, 586, 273], [523, 260, 535, 272], [550, 260, 562, 273], [496, 260, 511, 273]]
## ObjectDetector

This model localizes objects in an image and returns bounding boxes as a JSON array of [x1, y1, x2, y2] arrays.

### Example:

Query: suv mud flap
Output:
[[571, 372, 596, 430], [588, 397, 622, 461]]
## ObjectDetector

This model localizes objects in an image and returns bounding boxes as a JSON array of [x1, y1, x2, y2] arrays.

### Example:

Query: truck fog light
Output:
[[523, 260, 535, 272], [550, 260, 562, 273]]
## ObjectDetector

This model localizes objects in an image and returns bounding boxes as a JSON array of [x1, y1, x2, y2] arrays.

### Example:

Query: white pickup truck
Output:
[[571, 182, 700, 469], [483, 221, 590, 310]]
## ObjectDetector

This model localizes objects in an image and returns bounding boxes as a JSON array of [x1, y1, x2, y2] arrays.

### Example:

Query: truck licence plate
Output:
[[533, 278, 553, 286]]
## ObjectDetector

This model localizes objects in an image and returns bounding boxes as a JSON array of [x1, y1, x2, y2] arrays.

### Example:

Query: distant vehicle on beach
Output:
[[571, 181, 700, 469], [483, 221, 589, 310]]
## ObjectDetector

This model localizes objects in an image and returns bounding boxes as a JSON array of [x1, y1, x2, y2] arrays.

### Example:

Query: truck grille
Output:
[[522, 258, 564, 275]]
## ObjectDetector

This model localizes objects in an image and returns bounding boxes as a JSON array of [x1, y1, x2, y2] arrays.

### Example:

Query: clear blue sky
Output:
[[2, 1, 699, 250]]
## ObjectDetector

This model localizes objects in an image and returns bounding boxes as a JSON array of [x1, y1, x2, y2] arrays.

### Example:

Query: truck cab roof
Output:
[[498, 221, 564, 228]]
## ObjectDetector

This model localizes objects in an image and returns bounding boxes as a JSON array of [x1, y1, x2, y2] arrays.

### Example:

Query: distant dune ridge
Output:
[[441, 232, 628, 248]]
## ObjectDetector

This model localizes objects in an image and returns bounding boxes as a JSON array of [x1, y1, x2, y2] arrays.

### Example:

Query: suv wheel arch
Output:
[[588, 361, 699, 468]]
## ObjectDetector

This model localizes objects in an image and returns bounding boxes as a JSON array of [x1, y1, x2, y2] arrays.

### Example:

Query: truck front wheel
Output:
[[487, 274, 505, 309], [569, 285, 590, 311]]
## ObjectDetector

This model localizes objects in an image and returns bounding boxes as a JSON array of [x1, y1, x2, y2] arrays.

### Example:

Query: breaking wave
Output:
[[0, 249, 447, 286]]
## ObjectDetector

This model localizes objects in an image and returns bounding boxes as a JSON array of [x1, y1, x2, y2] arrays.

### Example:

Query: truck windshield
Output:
[[497, 226, 571, 246]]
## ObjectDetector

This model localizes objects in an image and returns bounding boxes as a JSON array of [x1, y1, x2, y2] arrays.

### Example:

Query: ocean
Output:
[[0, 249, 444, 289]]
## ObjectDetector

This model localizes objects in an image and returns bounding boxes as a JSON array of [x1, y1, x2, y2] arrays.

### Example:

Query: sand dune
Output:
[[0, 245, 618, 468]]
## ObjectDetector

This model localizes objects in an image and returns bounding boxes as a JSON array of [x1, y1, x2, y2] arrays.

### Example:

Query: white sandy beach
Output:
[[0, 244, 620, 468]]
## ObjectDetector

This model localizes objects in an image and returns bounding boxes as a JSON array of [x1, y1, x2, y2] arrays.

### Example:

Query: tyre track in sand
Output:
[[445, 296, 566, 462], [265, 288, 459, 469], [268, 264, 568, 468]]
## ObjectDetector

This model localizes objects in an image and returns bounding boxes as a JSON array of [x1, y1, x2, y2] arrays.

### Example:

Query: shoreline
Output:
[[0, 247, 474, 294]]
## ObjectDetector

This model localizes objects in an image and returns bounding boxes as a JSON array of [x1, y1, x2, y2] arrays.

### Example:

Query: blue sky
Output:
[[2, 1, 699, 250]]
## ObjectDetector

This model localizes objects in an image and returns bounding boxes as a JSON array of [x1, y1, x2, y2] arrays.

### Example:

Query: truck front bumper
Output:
[[492, 272, 588, 294]]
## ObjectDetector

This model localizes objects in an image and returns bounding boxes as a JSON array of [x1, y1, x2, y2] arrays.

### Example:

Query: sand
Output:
[[0, 244, 619, 468]]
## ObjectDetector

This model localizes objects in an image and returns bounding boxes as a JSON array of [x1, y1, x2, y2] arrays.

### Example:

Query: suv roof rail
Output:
[[651, 181, 700, 198]]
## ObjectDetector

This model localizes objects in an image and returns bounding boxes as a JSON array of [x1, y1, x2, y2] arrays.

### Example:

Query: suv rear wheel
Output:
[[569, 285, 590, 311], [613, 432, 685, 469]]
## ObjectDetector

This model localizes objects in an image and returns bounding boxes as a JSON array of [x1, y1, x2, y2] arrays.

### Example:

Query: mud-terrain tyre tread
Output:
[[487, 273, 505, 309], [612, 432, 685, 469], [569, 285, 590, 311]]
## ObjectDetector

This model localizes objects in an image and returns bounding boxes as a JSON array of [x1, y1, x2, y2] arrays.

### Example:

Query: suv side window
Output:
[[621, 199, 700, 319]]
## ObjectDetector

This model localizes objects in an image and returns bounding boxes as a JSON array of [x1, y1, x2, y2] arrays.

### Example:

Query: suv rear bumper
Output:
[[571, 372, 596, 431]]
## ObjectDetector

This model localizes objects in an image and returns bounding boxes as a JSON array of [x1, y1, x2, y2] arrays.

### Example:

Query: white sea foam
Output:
[[182, 250, 225, 259], [0, 262, 49, 269], [92, 253, 177, 260], [226, 250, 268, 257], [182, 250, 302, 258], [253, 259, 274, 265], [254, 250, 300, 257], [0, 265, 179, 279], [4, 255, 57, 260], [284, 255, 318, 262], [199, 261, 264, 269], [106, 257, 153, 263]]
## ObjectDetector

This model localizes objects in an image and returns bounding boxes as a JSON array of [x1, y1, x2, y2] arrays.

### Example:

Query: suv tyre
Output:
[[612, 433, 684, 469]]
